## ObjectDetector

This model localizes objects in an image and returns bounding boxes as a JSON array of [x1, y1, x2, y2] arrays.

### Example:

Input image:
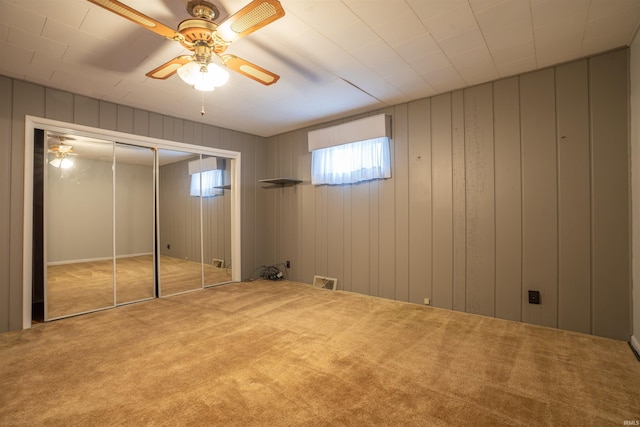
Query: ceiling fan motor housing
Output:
[[178, 19, 228, 54]]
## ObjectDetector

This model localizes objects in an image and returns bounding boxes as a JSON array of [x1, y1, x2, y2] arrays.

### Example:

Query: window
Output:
[[311, 137, 391, 185], [190, 169, 224, 197]]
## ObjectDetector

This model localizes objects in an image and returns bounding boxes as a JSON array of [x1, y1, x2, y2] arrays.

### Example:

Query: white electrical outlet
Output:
[[424, 297, 430, 305]]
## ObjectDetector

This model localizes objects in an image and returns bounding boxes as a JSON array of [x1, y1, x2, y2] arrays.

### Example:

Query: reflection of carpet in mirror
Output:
[[47, 255, 231, 320], [160, 256, 231, 296]]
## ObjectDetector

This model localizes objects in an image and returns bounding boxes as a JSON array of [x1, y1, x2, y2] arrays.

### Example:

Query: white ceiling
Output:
[[2, 0, 640, 137]]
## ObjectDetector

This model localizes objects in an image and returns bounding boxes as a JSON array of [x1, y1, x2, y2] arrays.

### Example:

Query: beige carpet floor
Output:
[[1, 280, 639, 426]]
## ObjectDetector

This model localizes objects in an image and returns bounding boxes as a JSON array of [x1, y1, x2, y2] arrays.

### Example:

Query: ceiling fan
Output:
[[86, 0, 285, 89]]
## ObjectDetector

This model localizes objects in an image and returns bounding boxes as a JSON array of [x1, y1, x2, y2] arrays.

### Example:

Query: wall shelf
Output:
[[259, 178, 302, 187]]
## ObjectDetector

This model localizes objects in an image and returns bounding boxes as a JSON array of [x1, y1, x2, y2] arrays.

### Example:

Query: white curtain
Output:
[[190, 169, 224, 197], [311, 137, 391, 185]]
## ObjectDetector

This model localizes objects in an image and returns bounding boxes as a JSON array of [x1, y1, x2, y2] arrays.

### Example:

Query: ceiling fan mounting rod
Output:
[[186, 0, 219, 21]]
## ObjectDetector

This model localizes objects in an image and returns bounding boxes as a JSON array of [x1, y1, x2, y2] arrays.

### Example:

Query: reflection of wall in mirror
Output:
[[116, 162, 154, 257], [159, 158, 229, 266], [47, 158, 153, 264]]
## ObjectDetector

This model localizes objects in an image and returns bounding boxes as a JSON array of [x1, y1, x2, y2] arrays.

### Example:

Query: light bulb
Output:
[[49, 157, 74, 169], [177, 61, 229, 92]]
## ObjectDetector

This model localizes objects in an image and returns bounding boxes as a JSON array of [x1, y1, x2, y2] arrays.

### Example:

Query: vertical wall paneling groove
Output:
[[117, 106, 134, 134], [555, 60, 591, 334], [276, 135, 283, 265], [45, 88, 73, 122], [133, 109, 149, 137], [520, 68, 558, 327], [0, 76, 12, 331], [193, 123, 203, 145], [173, 119, 184, 143], [451, 90, 466, 312], [315, 184, 328, 277], [297, 132, 312, 282], [342, 184, 353, 292], [227, 130, 241, 267], [264, 135, 278, 263], [351, 181, 370, 294], [369, 179, 380, 297], [254, 139, 268, 268], [378, 107, 396, 299], [369, 111, 381, 296], [162, 116, 174, 141], [99, 101, 117, 131], [589, 50, 631, 340], [74, 96, 99, 128], [311, 131, 323, 273], [203, 124, 219, 150], [301, 172, 316, 285], [218, 128, 231, 151], [11, 81, 45, 329], [464, 83, 495, 317], [326, 184, 344, 288], [288, 135, 300, 276], [242, 134, 256, 271], [394, 103, 410, 301], [290, 131, 306, 278], [408, 99, 431, 304], [431, 94, 454, 309], [493, 77, 522, 322], [183, 121, 194, 145], [288, 134, 300, 276], [280, 135, 294, 268], [149, 112, 163, 139]]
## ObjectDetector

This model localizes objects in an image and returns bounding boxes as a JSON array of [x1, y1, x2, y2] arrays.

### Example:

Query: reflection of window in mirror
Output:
[[188, 157, 225, 197], [190, 170, 224, 197]]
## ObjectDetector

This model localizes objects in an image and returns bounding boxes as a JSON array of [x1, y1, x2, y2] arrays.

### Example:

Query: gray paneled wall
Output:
[[0, 76, 265, 332], [264, 49, 631, 340]]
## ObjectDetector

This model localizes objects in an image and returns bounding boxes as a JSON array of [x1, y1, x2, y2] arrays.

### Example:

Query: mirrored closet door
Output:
[[157, 149, 204, 296], [46, 136, 115, 320], [202, 155, 232, 286], [42, 130, 236, 321], [115, 143, 155, 305]]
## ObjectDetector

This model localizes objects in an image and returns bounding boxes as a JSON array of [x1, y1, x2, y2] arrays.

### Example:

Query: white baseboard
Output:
[[631, 335, 640, 356], [48, 252, 153, 266]]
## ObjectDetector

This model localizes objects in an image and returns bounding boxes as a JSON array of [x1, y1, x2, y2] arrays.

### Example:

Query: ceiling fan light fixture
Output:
[[177, 61, 229, 92], [49, 157, 74, 169]]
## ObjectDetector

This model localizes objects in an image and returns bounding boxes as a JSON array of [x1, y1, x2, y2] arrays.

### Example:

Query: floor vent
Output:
[[313, 275, 337, 291]]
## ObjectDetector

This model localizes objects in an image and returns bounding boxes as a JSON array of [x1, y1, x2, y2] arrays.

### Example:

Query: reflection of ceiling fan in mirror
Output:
[[47, 137, 77, 170], [87, 0, 285, 91]]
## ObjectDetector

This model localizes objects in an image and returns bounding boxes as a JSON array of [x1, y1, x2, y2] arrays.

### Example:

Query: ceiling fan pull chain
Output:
[[201, 91, 206, 116]]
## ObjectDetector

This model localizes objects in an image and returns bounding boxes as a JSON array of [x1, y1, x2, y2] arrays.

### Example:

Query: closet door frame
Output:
[[22, 116, 242, 329]]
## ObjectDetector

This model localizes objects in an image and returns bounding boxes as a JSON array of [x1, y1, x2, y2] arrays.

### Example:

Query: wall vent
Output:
[[313, 275, 338, 291]]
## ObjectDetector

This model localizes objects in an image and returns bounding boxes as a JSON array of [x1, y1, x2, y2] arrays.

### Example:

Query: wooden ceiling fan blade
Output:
[[220, 54, 279, 85], [146, 56, 193, 79], [87, 0, 180, 40], [216, 0, 285, 42]]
